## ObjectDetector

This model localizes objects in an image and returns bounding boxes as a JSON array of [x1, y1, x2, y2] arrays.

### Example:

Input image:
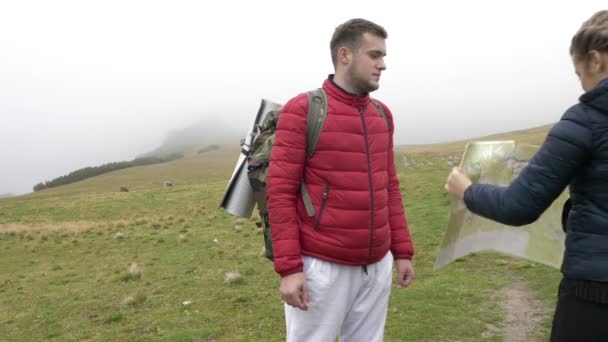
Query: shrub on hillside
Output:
[[32, 153, 183, 191]]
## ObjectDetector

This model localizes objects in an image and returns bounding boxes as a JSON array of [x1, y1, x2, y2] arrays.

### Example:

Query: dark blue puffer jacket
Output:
[[464, 78, 608, 282]]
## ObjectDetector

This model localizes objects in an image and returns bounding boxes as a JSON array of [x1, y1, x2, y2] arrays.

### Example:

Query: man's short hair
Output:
[[330, 18, 388, 67]]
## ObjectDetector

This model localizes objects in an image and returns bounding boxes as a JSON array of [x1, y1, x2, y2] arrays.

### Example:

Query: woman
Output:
[[446, 10, 608, 341]]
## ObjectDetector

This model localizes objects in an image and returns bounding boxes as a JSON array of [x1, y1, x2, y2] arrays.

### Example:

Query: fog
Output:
[[1, 0, 605, 195]]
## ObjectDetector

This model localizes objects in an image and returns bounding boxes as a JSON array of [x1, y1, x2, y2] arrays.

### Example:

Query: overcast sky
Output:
[[1, 1, 606, 195]]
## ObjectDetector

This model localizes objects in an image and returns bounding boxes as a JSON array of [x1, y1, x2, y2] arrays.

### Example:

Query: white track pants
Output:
[[285, 252, 393, 342]]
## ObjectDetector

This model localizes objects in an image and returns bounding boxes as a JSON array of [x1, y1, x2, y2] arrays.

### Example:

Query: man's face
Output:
[[346, 33, 386, 94]]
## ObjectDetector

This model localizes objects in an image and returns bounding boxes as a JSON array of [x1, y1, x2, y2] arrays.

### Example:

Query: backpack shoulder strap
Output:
[[305, 88, 328, 159], [370, 99, 390, 129], [300, 88, 328, 217]]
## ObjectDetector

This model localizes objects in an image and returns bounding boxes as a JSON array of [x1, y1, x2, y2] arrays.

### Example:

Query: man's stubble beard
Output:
[[347, 66, 379, 95]]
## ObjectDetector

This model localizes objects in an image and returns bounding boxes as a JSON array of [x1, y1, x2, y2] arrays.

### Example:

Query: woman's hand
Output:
[[445, 167, 473, 200]]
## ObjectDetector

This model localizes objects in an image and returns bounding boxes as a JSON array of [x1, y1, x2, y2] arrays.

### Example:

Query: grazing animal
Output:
[[120, 187, 129, 192], [163, 181, 173, 188]]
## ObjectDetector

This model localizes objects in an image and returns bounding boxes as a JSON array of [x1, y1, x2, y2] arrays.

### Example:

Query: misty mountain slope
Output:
[[29, 116, 245, 194], [138, 118, 244, 159], [24, 144, 240, 199]]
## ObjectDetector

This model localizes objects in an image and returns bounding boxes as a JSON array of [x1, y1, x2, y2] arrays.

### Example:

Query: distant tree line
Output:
[[33, 153, 183, 192]]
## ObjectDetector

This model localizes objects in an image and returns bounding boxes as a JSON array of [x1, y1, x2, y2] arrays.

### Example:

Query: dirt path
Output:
[[484, 281, 552, 341]]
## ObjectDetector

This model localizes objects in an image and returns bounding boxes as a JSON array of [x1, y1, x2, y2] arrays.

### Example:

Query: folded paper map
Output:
[[434, 141, 567, 270]]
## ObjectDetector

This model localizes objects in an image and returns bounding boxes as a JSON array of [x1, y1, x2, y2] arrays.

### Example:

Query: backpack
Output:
[[246, 88, 388, 260]]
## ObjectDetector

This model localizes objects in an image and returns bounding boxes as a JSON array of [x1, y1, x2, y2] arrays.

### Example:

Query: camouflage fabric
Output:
[[246, 107, 282, 260], [247, 108, 280, 213]]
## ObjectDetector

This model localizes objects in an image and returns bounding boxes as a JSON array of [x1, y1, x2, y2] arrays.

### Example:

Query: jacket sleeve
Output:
[[266, 94, 308, 277], [381, 102, 415, 259], [464, 106, 592, 226]]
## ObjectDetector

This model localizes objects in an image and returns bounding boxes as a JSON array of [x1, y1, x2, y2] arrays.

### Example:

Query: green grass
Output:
[[0, 141, 561, 341]]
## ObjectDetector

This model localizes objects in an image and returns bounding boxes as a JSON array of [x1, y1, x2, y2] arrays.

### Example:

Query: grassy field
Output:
[[0, 128, 563, 341]]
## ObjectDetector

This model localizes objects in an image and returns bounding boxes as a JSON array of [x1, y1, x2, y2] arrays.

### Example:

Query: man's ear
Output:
[[337, 46, 351, 65]]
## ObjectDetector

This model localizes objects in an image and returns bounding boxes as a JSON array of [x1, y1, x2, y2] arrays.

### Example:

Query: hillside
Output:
[[25, 146, 239, 198], [397, 123, 552, 155], [0, 126, 559, 341]]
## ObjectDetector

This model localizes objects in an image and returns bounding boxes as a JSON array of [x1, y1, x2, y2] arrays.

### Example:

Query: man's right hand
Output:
[[280, 272, 309, 311]]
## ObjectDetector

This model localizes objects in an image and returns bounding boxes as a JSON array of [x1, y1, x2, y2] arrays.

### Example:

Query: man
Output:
[[266, 18, 415, 341]]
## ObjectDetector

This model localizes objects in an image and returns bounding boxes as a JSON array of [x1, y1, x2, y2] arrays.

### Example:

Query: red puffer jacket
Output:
[[267, 78, 414, 277]]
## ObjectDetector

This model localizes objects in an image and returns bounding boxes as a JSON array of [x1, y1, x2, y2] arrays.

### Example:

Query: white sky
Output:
[[1, 0, 606, 195]]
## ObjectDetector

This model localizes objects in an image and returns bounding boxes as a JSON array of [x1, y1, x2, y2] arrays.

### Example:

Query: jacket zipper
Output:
[[358, 106, 375, 264], [314, 183, 330, 231]]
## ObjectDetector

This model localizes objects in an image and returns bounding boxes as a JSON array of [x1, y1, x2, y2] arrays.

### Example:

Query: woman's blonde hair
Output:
[[571, 10, 608, 63]]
